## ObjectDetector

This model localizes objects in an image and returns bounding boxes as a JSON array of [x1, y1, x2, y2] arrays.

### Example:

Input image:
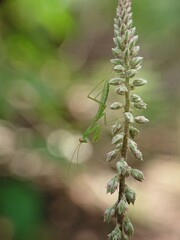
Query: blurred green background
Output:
[[0, 0, 179, 239]]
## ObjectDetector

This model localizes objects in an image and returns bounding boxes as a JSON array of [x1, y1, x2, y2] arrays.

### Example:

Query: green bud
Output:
[[127, 19, 133, 29], [135, 116, 149, 123], [130, 27, 136, 37], [104, 207, 115, 223], [109, 77, 124, 85], [114, 18, 119, 25], [108, 226, 122, 240], [130, 94, 142, 103], [117, 37, 125, 51], [131, 168, 145, 182], [124, 112, 134, 123], [112, 123, 122, 135], [123, 217, 134, 237], [126, 69, 137, 78], [115, 85, 128, 95], [130, 57, 143, 68], [125, 186, 136, 205], [114, 24, 119, 31], [114, 30, 120, 37], [110, 58, 123, 66], [112, 47, 121, 56], [125, 30, 131, 43], [132, 46, 140, 56], [129, 139, 143, 161], [132, 78, 147, 87], [106, 175, 119, 194], [113, 37, 119, 46], [112, 134, 124, 144], [121, 9, 126, 19], [107, 149, 119, 162], [124, 48, 130, 62], [135, 64, 142, 71], [116, 159, 127, 175], [110, 102, 123, 110], [120, 23, 126, 34], [117, 199, 128, 215], [129, 126, 139, 139], [132, 35, 138, 44], [114, 64, 125, 73], [134, 101, 147, 110]]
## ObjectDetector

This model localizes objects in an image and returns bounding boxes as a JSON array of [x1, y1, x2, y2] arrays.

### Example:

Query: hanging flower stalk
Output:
[[104, 0, 149, 239]]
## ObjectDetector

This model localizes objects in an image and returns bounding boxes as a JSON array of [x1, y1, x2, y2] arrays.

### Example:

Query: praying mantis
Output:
[[69, 79, 111, 172], [79, 79, 110, 143]]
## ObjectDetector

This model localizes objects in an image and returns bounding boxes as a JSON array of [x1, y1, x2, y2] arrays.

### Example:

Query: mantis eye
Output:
[[79, 137, 88, 143]]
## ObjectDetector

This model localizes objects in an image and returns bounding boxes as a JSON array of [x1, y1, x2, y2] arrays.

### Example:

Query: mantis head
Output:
[[79, 137, 88, 143]]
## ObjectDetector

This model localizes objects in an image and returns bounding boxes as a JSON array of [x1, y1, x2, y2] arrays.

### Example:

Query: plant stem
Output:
[[117, 79, 130, 228]]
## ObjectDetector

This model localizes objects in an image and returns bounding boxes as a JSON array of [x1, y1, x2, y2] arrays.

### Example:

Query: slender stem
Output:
[[117, 79, 130, 228]]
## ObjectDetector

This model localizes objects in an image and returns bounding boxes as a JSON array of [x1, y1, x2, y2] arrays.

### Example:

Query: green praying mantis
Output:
[[69, 78, 111, 172], [79, 79, 110, 143]]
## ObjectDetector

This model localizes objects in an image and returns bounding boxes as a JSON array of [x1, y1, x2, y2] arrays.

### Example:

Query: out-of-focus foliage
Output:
[[0, 0, 179, 239]]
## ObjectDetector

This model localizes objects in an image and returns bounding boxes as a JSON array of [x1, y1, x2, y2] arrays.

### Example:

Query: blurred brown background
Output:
[[0, 0, 179, 239]]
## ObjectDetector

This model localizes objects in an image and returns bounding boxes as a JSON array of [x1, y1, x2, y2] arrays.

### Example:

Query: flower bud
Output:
[[123, 217, 134, 237], [113, 24, 119, 31], [132, 46, 140, 56], [107, 149, 119, 162], [127, 18, 133, 28], [126, 69, 137, 78], [132, 35, 138, 44], [124, 48, 130, 62], [112, 47, 121, 56], [108, 227, 122, 240], [117, 199, 128, 214], [132, 78, 147, 87], [124, 112, 134, 123], [115, 85, 128, 95], [106, 175, 119, 194], [114, 64, 125, 73], [130, 57, 143, 68], [125, 186, 136, 205], [130, 27, 136, 37], [112, 123, 122, 135], [110, 102, 123, 110], [116, 159, 127, 175], [134, 101, 147, 110], [113, 37, 119, 46], [112, 134, 123, 144], [109, 77, 124, 85], [114, 18, 119, 25], [110, 58, 123, 66], [125, 30, 132, 43], [114, 30, 119, 37], [129, 139, 143, 161], [129, 126, 139, 139], [131, 168, 145, 182], [130, 94, 142, 103], [135, 116, 149, 123], [120, 23, 126, 34], [104, 207, 115, 223], [117, 37, 125, 51]]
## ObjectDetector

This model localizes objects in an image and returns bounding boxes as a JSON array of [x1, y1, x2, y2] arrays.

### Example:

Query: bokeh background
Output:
[[0, 0, 179, 239]]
